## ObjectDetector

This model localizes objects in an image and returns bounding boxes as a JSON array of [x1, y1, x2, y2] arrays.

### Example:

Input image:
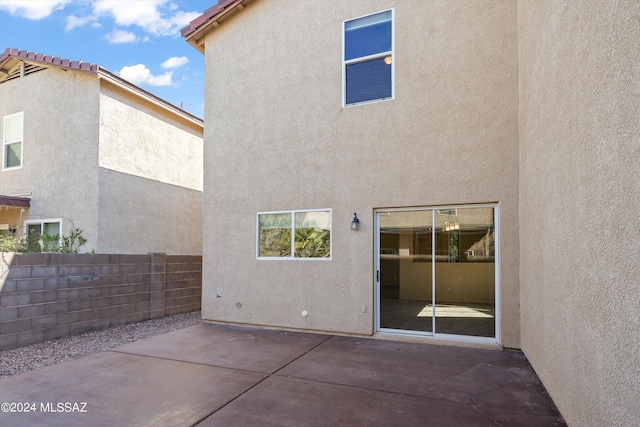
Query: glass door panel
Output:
[[433, 207, 495, 337], [378, 211, 433, 332], [376, 206, 496, 339]]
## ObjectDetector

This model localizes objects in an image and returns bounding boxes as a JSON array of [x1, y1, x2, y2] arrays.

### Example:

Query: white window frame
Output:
[[342, 9, 395, 107], [374, 203, 500, 345], [257, 209, 332, 260], [3, 112, 24, 171], [24, 218, 63, 242]]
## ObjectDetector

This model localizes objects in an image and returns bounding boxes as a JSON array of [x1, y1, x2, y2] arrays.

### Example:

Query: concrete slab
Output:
[[113, 323, 330, 374], [277, 336, 564, 422], [198, 375, 500, 427], [0, 324, 565, 426], [0, 350, 265, 427]]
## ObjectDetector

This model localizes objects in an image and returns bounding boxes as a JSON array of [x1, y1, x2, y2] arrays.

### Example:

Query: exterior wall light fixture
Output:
[[351, 213, 360, 230]]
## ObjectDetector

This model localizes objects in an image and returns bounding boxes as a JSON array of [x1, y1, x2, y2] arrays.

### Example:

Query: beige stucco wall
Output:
[[0, 68, 101, 248], [518, 1, 640, 426], [96, 168, 202, 255], [201, 0, 519, 345], [96, 84, 203, 255], [98, 85, 203, 192], [1, 66, 203, 255]]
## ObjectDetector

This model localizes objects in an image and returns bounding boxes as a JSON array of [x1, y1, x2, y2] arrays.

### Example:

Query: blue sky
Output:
[[0, 0, 214, 117]]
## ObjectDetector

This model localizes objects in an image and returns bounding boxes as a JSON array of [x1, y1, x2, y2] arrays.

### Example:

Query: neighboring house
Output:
[[0, 48, 203, 255], [182, 1, 639, 426]]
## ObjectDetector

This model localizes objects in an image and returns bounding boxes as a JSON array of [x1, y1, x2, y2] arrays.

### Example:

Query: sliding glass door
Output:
[[376, 206, 497, 341], [378, 210, 433, 332]]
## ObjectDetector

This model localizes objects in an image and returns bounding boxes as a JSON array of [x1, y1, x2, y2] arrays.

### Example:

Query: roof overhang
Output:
[[97, 68, 203, 128], [0, 48, 99, 82], [181, 0, 257, 53], [0, 48, 203, 128], [0, 195, 30, 208]]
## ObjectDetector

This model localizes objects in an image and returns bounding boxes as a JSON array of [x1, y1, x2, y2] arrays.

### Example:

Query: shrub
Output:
[[0, 228, 88, 253]]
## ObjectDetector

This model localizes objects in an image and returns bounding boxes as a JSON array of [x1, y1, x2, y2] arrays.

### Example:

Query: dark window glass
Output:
[[5, 143, 21, 168], [345, 57, 392, 105]]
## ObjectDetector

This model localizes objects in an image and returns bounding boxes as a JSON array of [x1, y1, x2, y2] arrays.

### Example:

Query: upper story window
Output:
[[257, 209, 332, 259], [3, 112, 23, 170], [343, 9, 394, 107]]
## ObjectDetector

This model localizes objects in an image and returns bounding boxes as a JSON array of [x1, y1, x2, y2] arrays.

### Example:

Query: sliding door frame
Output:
[[374, 204, 500, 345]]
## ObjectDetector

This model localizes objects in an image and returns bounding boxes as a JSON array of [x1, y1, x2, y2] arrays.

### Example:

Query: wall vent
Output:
[[0, 62, 47, 84]]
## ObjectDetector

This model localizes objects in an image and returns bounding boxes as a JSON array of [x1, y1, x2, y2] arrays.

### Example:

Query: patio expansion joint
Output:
[[187, 334, 335, 427], [105, 348, 278, 376], [471, 403, 505, 427]]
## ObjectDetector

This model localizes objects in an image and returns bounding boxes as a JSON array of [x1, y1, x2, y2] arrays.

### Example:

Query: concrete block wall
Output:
[[0, 252, 201, 350]]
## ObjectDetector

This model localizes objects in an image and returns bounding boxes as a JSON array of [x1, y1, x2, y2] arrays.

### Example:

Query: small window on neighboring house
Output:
[[3, 112, 23, 170], [343, 10, 394, 106], [258, 210, 332, 259], [24, 220, 62, 251]]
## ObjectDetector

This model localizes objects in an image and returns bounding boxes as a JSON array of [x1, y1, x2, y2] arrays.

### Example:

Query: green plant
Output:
[[41, 233, 61, 253], [24, 229, 43, 252], [294, 226, 330, 258], [0, 228, 89, 253], [259, 214, 292, 257], [259, 227, 292, 257], [59, 228, 88, 253], [0, 234, 26, 252]]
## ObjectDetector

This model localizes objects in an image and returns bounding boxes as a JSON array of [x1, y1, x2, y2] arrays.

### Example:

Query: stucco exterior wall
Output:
[[97, 168, 203, 255], [1, 66, 203, 255], [98, 87, 203, 192], [0, 68, 101, 248], [201, 0, 519, 346], [518, 1, 640, 426]]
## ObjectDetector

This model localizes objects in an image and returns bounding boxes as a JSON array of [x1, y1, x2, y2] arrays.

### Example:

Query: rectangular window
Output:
[[258, 209, 331, 259], [343, 10, 394, 106], [3, 112, 23, 170], [24, 219, 62, 252]]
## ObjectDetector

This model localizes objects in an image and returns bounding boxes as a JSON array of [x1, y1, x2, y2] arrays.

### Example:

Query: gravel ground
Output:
[[0, 311, 202, 379]]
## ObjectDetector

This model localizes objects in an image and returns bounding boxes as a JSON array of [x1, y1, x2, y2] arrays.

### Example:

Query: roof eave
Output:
[[0, 48, 203, 127], [0, 48, 100, 78], [97, 68, 203, 128], [182, 0, 256, 53]]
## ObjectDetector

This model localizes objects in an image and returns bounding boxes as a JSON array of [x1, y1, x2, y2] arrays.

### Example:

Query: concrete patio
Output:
[[0, 323, 565, 426]]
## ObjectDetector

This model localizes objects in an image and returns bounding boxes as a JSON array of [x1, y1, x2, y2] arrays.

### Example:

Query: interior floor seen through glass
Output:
[[378, 207, 495, 338]]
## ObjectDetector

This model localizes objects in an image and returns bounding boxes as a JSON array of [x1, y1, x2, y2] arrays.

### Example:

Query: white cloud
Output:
[[65, 14, 95, 31], [91, 0, 200, 36], [62, 0, 201, 40], [161, 56, 188, 69], [119, 64, 173, 87], [169, 10, 201, 31], [104, 29, 138, 44], [0, 0, 71, 20]]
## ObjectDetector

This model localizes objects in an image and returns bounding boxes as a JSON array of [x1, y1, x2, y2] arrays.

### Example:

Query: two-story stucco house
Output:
[[182, 1, 639, 426], [184, 0, 517, 348], [0, 48, 203, 255]]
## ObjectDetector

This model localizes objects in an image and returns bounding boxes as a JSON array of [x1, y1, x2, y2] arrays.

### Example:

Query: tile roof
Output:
[[181, 0, 256, 52], [0, 48, 203, 125], [0, 48, 101, 75]]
